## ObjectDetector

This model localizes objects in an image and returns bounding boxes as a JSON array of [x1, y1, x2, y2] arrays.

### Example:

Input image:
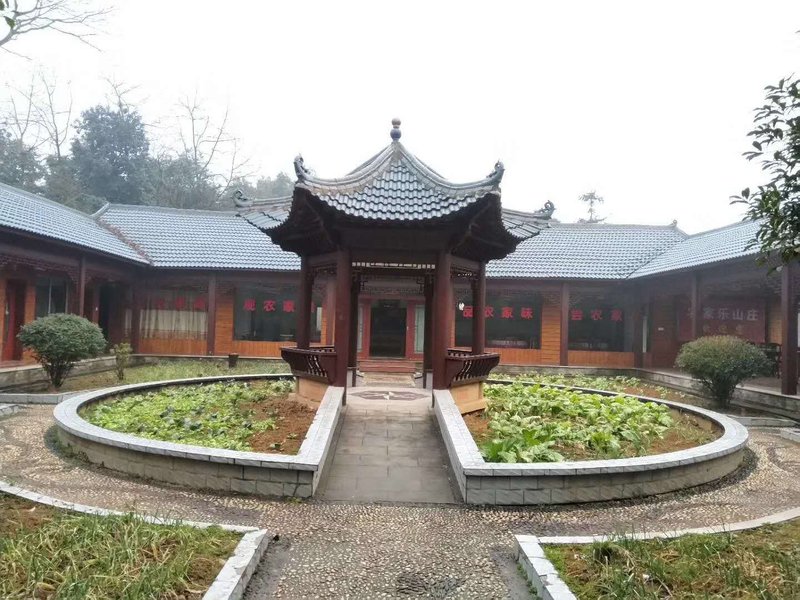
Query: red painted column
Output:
[[432, 251, 453, 389], [781, 262, 797, 395], [334, 249, 352, 388], [296, 256, 313, 349], [348, 274, 360, 386], [559, 282, 569, 366], [130, 284, 142, 353], [690, 272, 702, 340], [77, 255, 87, 317], [423, 276, 433, 388], [472, 262, 486, 355], [206, 274, 217, 356], [633, 296, 644, 369]]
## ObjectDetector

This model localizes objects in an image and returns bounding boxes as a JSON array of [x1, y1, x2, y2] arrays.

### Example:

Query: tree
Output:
[[578, 190, 605, 223], [0, 0, 109, 50], [144, 152, 219, 210], [17, 313, 106, 389], [735, 76, 800, 264], [0, 127, 43, 190], [675, 336, 770, 406], [232, 172, 294, 199], [71, 103, 151, 204]]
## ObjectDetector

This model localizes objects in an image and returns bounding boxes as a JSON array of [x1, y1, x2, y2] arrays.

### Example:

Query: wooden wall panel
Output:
[[213, 287, 288, 358], [539, 295, 561, 365], [22, 281, 37, 363], [568, 350, 635, 368], [767, 297, 781, 344], [139, 338, 207, 355], [0, 276, 6, 360], [649, 295, 680, 368]]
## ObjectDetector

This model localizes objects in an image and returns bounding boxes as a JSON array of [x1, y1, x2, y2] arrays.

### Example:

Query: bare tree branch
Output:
[[1, 0, 111, 51]]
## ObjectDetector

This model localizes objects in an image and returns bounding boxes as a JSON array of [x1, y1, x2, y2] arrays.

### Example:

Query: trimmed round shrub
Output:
[[675, 335, 770, 405], [17, 313, 107, 389]]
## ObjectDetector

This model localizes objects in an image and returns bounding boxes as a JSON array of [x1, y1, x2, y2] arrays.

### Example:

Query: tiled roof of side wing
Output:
[[631, 219, 761, 278], [0, 182, 148, 263], [97, 204, 299, 270], [487, 222, 687, 279]]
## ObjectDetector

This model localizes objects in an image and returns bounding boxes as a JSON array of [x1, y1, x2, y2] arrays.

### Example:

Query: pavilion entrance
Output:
[[238, 119, 554, 403], [369, 299, 407, 357]]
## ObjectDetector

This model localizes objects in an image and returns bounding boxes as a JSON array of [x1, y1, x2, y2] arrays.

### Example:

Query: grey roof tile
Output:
[[488, 222, 686, 280], [0, 183, 148, 263], [98, 204, 298, 270], [631, 220, 761, 278]]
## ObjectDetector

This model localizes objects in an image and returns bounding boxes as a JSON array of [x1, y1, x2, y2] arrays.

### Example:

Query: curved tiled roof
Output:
[[488, 222, 687, 280], [631, 220, 762, 278], [0, 182, 148, 263], [97, 204, 299, 270]]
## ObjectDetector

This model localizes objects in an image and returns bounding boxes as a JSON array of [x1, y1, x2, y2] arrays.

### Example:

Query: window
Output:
[[568, 298, 626, 351], [234, 286, 321, 342], [140, 288, 207, 340], [454, 292, 542, 349], [35, 277, 69, 318]]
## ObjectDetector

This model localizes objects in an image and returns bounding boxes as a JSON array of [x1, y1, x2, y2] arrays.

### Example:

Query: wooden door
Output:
[[2, 281, 25, 361]]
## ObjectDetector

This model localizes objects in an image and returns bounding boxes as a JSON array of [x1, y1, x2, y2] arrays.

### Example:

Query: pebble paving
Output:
[[1, 403, 800, 598]]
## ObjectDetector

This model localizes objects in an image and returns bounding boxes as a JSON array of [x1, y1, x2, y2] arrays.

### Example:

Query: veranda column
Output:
[[423, 275, 433, 388], [432, 251, 453, 389], [472, 262, 486, 354], [77, 255, 87, 317], [690, 272, 702, 340], [296, 256, 313, 349], [559, 282, 569, 366], [632, 296, 644, 369], [206, 274, 217, 355], [333, 249, 352, 387], [130, 285, 142, 353], [348, 274, 360, 386], [781, 262, 797, 395]]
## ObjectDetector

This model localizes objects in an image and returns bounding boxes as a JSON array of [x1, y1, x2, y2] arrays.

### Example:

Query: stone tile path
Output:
[[320, 388, 457, 503], [2, 404, 800, 598]]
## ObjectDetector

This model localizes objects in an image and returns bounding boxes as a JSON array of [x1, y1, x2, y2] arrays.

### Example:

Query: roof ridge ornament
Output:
[[487, 160, 505, 183], [532, 201, 555, 219], [390, 118, 401, 141], [232, 189, 252, 208], [294, 154, 313, 181]]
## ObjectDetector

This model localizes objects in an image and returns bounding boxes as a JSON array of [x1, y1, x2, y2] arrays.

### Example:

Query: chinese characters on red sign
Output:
[[568, 308, 624, 322], [460, 305, 535, 319], [242, 298, 297, 314]]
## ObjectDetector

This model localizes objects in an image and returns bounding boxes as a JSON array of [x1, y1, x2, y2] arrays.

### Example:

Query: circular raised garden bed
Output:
[[434, 382, 749, 505], [54, 374, 344, 499]]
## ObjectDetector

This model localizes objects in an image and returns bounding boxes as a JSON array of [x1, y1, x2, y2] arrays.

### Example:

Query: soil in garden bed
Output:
[[463, 407, 720, 461], [546, 518, 800, 599], [243, 395, 317, 454], [0, 493, 239, 600]]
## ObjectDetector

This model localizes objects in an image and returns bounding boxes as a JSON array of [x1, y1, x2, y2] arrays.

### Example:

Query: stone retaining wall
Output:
[[434, 384, 748, 506], [54, 375, 342, 499]]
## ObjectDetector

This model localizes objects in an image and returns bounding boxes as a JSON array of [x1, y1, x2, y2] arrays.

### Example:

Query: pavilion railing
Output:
[[281, 346, 337, 384], [445, 349, 501, 387]]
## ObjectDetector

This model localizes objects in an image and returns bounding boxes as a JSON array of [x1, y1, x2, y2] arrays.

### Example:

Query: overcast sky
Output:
[[3, 1, 800, 233]]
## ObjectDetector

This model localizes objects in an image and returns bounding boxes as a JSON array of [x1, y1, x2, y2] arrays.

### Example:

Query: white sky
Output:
[[2, 0, 800, 233]]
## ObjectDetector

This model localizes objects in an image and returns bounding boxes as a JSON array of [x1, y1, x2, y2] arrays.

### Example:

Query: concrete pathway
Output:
[[319, 387, 457, 503]]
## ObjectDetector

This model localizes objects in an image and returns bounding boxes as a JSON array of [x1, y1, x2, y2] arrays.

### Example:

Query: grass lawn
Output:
[[464, 382, 718, 463], [56, 359, 289, 392], [0, 493, 240, 600], [82, 379, 316, 453], [545, 518, 800, 599]]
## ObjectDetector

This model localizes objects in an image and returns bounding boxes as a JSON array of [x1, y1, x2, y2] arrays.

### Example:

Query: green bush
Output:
[[17, 313, 107, 389], [111, 342, 132, 381], [675, 335, 769, 405]]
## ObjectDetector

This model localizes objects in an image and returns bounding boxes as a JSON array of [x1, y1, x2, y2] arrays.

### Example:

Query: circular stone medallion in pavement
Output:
[[348, 389, 428, 401]]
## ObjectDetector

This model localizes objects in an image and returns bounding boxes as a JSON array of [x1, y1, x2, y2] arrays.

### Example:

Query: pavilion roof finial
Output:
[[390, 118, 401, 141]]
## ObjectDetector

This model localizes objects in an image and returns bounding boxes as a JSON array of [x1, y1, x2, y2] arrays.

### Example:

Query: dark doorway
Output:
[[3, 280, 25, 361], [369, 300, 406, 357]]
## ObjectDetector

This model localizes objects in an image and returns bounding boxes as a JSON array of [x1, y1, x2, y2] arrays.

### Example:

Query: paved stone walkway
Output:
[[320, 389, 457, 503], [2, 406, 800, 598]]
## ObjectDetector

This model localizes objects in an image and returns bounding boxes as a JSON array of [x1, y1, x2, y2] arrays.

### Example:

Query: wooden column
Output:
[[333, 249, 352, 388], [348, 274, 360, 386], [77, 255, 87, 317], [423, 276, 433, 388], [690, 272, 702, 340], [432, 251, 452, 389], [130, 285, 142, 353], [296, 256, 313, 349], [559, 282, 569, 366], [324, 278, 336, 344], [206, 274, 217, 356], [633, 296, 644, 369], [89, 286, 100, 323], [781, 262, 797, 395], [472, 262, 486, 355]]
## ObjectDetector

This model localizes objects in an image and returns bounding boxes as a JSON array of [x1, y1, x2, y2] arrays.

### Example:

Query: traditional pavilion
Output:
[[239, 119, 553, 401]]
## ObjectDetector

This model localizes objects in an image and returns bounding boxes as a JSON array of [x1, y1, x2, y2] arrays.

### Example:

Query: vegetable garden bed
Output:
[[464, 382, 719, 463], [545, 518, 800, 599], [0, 493, 239, 599], [82, 379, 313, 454]]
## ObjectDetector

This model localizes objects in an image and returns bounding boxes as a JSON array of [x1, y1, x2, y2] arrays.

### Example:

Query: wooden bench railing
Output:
[[445, 349, 501, 387], [281, 347, 337, 383]]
